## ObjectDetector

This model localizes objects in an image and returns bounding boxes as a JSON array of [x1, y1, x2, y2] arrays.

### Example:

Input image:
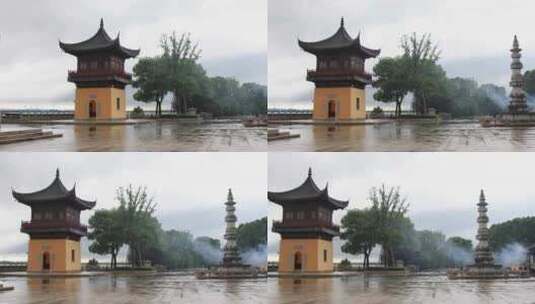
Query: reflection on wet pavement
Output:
[[268, 121, 535, 152], [267, 275, 535, 304], [0, 274, 267, 304], [0, 122, 266, 152]]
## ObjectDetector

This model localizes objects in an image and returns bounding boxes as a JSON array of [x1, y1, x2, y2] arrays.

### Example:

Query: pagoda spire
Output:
[[508, 35, 528, 113], [99, 18, 104, 29], [308, 167, 312, 177], [223, 188, 241, 267], [474, 189, 495, 266], [340, 17, 345, 28], [55, 168, 60, 178]]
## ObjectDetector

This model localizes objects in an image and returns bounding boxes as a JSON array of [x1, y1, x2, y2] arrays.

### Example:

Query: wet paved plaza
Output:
[[269, 120, 535, 151], [0, 122, 266, 152], [267, 274, 535, 304], [0, 274, 267, 304]]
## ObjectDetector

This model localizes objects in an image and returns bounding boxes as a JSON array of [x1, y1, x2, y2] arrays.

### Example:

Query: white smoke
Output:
[[446, 243, 473, 266], [496, 243, 528, 267], [193, 241, 223, 265], [240, 245, 267, 267]]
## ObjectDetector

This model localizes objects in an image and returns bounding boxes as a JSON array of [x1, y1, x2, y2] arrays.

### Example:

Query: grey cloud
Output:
[[0, 0, 266, 109]]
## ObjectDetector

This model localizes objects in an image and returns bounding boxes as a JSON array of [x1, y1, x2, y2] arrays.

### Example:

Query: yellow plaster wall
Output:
[[278, 238, 334, 273], [27, 239, 81, 272], [312, 87, 366, 120], [74, 87, 127, 120]]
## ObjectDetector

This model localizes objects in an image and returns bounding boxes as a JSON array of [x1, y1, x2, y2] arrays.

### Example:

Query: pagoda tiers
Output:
[[223, 189, 242, 267], [12, 169, 96, 272], [299, 18, 380, 120], [269, 168, 348, 273], [473, 190, 498, 267], [508, 35, 528, 113], [59, 18, 140, 120]]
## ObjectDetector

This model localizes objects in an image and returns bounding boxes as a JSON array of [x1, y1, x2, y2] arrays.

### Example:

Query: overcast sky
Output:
[[0, 0, 266, 110], [268, 0, 535, 109], [0, 153, 267, 261], [268, 153, 535, 262]]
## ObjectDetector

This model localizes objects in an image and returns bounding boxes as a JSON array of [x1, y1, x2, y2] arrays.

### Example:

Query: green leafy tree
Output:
[[447, 236, 473, 252], [489, 217, 535, 251], [341, 185, 409, 269], [369, 185, 409, 267], [400, 33, 444, 114], [88, 209, 124, 269], [340, 208, 377, 269], [116, 185, 159, 267], [524, 70, 535, 95], [373, 56, 411, 118], [160, 32, 203, 114], [133, 56, 170, 117], [236, 217, 267, 252]]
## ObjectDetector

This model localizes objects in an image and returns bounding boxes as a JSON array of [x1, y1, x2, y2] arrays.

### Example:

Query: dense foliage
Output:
[[341, 185, 409, 269], [341, 185, 474, 270], [373, 32, 506, 118], [88, 185, 266, 270], [524, 70, 535, 95], [236, 217, 267, 252], [489, 217, 535, 251], [133, 32, 266, 117]]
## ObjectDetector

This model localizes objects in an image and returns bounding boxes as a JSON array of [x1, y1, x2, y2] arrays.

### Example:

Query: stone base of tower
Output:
[[278, 238, 334, 273], [312, 87, 366, 121], [27, 238, 81, 272], [74, 87, 127, 120], [447, 264, 518, 280], [481, 112, 535, 127]]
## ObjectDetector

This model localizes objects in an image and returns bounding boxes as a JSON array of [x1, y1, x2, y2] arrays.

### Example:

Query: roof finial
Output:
[[341, 17, 345, 28], [227, 188, 234, 201], [480, 189, 486, 202], [308, 167, 312, 177], [513, 35, 519, 49], [100, 18, 104, 29], [55, 168, 60, 179]]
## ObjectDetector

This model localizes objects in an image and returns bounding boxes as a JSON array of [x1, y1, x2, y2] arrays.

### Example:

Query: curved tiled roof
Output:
[[268, 168, 348, 209], [12, 169, 96, 210], [298, 18, 380, 58], [59, 18, 140, 58]]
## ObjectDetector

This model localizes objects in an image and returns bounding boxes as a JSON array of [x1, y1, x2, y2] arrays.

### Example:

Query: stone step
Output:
[[268, 133, 300, 141], [0, 128, 44, 139], [267, 129, 280, 136], [0, 131, 62, 145]]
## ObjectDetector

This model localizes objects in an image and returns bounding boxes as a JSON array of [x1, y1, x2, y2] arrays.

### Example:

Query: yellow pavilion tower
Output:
[[268, 168, 348, 273], [59, 19, 140, 120], [299, 18, 380, 120], [12, 169, 96, 272]]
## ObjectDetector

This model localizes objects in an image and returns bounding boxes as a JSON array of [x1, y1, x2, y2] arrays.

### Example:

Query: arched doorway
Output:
[[89, 100, 97, 118], [328, 100, 336, 119], [294, 252, 302, 271], [42, 252, 50, 271]]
